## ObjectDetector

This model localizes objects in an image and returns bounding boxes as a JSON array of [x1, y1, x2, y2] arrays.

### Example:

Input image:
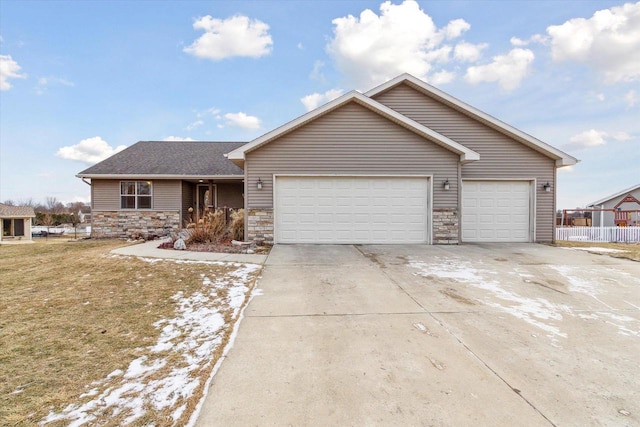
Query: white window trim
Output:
[[119, 180, 153, 210]]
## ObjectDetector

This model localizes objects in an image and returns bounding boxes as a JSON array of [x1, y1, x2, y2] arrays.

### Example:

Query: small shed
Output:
[[0, 203, 36, 243]]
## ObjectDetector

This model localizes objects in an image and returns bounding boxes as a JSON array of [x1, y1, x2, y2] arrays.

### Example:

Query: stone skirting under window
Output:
[[247, 208, 274, 245], [91, 210, 180, 239], [433, 208, 459, 244]]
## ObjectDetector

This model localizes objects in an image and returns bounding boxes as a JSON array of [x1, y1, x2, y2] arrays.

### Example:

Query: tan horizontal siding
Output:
[[92, 179, 181, 213], [246, 102, 458, 209], [374, 83, 556, 242], [153, 180, 181, 211], [92, 179, 120, 210]]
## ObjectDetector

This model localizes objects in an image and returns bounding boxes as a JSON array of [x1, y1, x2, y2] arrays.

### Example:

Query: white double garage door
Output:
[[274, 176, 532, 244]]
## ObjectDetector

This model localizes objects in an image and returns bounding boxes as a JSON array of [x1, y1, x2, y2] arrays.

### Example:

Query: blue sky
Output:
[[1, 0, 638, 209]]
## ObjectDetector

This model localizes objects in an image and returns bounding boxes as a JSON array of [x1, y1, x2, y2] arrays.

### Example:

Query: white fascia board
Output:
[[586, 183, 640, 207], [75, 174, 243, 180], [366, 73, 578, 167], [226, 90, 479, 164]]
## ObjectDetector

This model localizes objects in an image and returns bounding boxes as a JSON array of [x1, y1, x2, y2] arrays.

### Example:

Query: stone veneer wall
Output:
[[433, 208, 459, 244], [247, 208, 274, 245], [92, 210, 180, 239]]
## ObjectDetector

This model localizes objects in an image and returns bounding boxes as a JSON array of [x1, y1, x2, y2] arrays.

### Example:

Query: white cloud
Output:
[[596, 93, 605, 101], [464, 48, 534, 91], [454, 42, 488, 62], [195, 107, 220, 118], [430, 70, 456, 85], [300, 89, 344, 111], [56, 137, 127, 164], [546, 2, 640, 83], [163, 136, 195, 141], [0, 55, 27, 91], [35, 76, 74, 95], [185, 120, 204, 131], [510, 34, 548, 47], [443, 18, 470, 39], [310, 60, 326, 82], [223, 112, 261, 130], [326, 0, 473, 88], [558, 165, 574, 173], [184, 14, 273, 60], [625, 89, 638, 108], [297, 42, 304, 50], [564, 129, 632, 151], [38, 76, 74, 87]]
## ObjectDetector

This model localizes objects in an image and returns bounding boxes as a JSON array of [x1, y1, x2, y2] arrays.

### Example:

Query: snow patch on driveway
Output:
[[409, 257, 640, 341], [409, 258, 567, 339]]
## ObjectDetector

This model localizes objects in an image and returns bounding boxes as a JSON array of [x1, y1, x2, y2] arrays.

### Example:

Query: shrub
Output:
[[186, 209, 227, 244], [229, 209, 244, 241]]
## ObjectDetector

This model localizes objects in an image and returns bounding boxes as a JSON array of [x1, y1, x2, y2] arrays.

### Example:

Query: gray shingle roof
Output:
[[0, 204, 36, 218], [77, 141, 246, 177]]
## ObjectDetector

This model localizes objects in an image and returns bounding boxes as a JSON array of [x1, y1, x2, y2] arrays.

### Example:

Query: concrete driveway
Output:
[[196, 244, 640, 426]]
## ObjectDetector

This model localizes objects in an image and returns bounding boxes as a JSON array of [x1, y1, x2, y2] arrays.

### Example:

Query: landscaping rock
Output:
[[173, 238, 186, 250]]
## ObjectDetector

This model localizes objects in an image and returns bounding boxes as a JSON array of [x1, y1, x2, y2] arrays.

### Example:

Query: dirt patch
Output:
[[439, 288, 476, 305], [553, 241, 640, 262], [354, 246, 386, 268]]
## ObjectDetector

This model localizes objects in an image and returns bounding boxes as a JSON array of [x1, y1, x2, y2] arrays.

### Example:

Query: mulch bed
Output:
[[158, 237, 270, 254]]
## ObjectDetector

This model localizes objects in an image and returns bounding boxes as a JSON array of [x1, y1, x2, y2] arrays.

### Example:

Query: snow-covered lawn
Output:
[[40, 258, 261, 427], [565, 246, 626, 253]]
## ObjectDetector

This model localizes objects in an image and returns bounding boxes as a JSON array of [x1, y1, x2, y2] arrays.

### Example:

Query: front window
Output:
[[120, 181, 152, 209], [2, 219, 24, 237]]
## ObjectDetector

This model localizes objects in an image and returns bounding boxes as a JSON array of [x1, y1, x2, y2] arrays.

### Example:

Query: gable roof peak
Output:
[[366, 73, 578, 168], [587, 183, 640, 207], [227, 90, 479, 165]]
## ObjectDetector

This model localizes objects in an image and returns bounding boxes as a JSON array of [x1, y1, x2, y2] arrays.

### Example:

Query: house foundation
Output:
[[91, 210, 180, 239]]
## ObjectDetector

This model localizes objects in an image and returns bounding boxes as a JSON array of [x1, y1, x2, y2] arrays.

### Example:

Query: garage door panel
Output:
[[276, 176, 429, 244], [463, 180, 531, 243]]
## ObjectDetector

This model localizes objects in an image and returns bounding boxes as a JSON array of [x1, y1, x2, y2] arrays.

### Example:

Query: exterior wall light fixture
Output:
[[257, 177, 263, 190], [543, 182, 551, 192], [443, 179, 450, 191]]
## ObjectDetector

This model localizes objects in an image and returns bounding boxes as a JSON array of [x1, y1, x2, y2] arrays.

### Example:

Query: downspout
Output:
[[81, 178, 91, 186], [600, 204, 604, 228], [457, 162, 462, 245]]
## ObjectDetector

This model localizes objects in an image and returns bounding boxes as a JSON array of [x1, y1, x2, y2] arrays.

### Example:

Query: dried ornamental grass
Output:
[[229, 208, 244, 241]]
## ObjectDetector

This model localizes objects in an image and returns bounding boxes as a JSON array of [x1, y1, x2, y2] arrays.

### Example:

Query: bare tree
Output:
[[15, 198, 36, 207], [41, 213, 55, 239], [66, 201, 89, 214], [45, 197, 65, 214], [2, 200, 15, 206]]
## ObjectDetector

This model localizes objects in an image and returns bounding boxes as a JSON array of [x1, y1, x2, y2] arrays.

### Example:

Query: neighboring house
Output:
[[586, 184, 640, 227], [78, 73, 577, 244], [0, 203, 35, 243]]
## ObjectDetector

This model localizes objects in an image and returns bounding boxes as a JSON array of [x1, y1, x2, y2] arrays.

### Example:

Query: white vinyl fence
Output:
[[556, 226, 640, 243]]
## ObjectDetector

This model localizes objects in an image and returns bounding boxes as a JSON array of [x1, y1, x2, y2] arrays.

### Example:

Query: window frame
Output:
[[120, 180, 153, 210]]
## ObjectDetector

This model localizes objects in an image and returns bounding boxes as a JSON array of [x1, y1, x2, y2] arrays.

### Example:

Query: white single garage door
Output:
[[462, 180, 531, 242], [275, 176, 429, 244]]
